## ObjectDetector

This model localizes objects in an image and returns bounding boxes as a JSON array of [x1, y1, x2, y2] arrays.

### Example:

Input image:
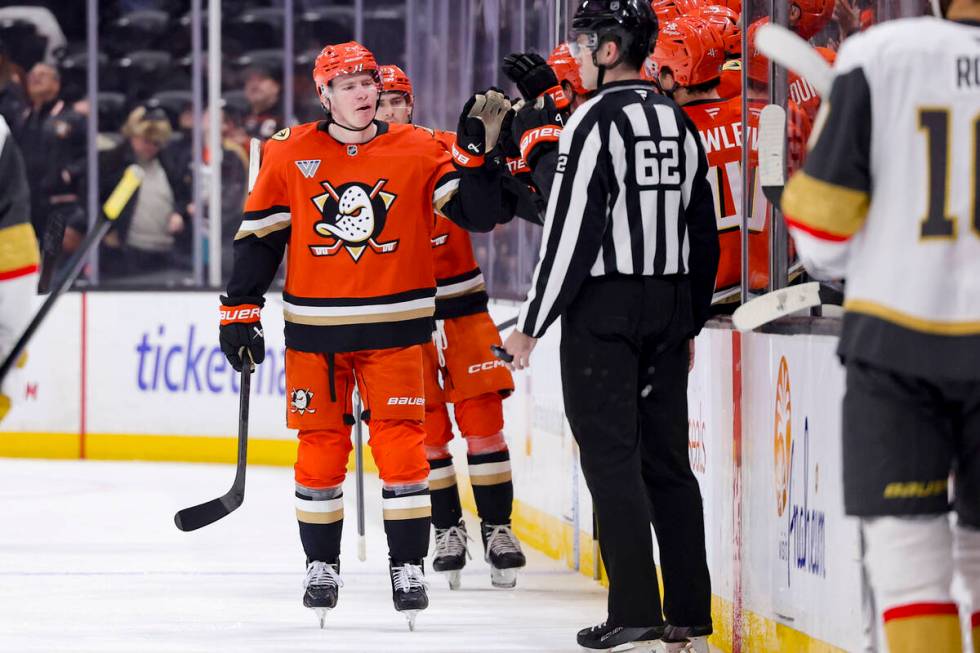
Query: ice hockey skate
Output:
[[663, 638, 710, 653], [432, 520, 472, 590], [303, 560, 342, 629], [481, 521, 526, 588], [575, 621, 664, 652], [389, 560, 429, 631], [662, 625, 711, 653]]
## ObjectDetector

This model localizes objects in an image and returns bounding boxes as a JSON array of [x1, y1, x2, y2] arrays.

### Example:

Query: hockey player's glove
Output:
[[502, 52, 569, 110], [219, 296, 265, 372], [454, 88, 512, 168], [512, 95, 563, 169], [497, 108, 522, 160]]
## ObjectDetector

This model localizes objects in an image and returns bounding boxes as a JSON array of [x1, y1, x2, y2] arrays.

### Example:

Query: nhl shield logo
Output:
[[309, 179, 399, 262], [347, 144, 358, 157]]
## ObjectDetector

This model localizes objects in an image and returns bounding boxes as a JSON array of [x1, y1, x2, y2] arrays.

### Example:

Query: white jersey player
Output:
[[0, 115, 39, 421], [782, 2, 980, 651]]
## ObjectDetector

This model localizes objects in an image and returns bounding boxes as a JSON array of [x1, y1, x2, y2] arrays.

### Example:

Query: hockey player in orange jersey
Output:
[[653, 15, 770, 302], [546, 42, 595, 111], [376, 64, 527, 591], [218, 42, 512, 629]]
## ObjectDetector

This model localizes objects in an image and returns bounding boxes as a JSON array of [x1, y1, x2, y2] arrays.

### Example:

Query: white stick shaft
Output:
[[247, 138, 260, 194], [755, 24, 834, 98]]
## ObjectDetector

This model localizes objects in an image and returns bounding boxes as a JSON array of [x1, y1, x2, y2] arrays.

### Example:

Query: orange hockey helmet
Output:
[[651, 0, 703, 23], [652, 16, 726, 87], [745, 17, 769, 83], [547, 42, 588, 97], [380, 64, 413, 99], [791, 0, 833, 39], [690, 4, 741, 54], [702, 0, 741, 15], [312, 41, 381, 106]]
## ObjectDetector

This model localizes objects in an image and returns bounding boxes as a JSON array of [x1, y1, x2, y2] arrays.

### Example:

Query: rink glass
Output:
[[26, 0, 930, 295]]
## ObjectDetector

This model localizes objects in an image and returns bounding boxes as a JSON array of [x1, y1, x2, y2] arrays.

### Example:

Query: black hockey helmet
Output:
[[571, 0, 659, 71]]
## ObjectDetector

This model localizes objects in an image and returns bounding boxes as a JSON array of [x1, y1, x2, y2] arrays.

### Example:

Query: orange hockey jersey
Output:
[[683, 96, 769, 293], [227, 120, 503, 352], [717, 59, 742, 99], [788, 47, 835, 125], [430, 130, 488, 320]]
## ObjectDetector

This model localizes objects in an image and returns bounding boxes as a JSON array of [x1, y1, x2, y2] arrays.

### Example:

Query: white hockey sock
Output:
[[864, 515, 961, 653], [955, 523, 980, 652]]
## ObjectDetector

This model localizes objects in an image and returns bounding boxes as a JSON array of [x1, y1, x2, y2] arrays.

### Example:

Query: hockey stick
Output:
[[731, 281, 843, 331], [353, 387, 367, 561], [495, 316, 518, 331], [490, 316, 520, 362], [759, 104, 787, 206], [0, 165, 143, 385], [174, 351, 253, 531], [755, 24, 833, 99], [247, 138, 260, 193]]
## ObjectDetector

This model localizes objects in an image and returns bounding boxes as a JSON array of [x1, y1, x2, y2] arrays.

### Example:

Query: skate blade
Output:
[[311, 607, 331, 629], [402, 609, 420, 632], [490, 566, 517, 589], [446, 569, 461, 590], [610, 640, 660, 653]]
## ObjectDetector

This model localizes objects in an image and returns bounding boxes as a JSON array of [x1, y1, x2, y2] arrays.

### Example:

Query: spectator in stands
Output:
[[15, 62, 87, 289], [64, 106, 190, 278], [242, 64, 283, 140], [0, 38, 26, 128], [0, 5, 67, 65]]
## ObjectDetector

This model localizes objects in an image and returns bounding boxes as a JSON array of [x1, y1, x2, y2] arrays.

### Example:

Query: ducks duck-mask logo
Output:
[[309, 179, 399, 262]]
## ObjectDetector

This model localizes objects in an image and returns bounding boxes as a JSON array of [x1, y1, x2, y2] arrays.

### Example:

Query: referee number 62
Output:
[[635, 138, 680, 186]]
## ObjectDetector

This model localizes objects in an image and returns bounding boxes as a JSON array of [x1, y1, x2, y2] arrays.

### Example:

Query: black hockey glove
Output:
[[503, 52, 570, 110], [503, 52, 555, 100], [219, 296, 265, 372], [511, 95, 564, 169], [497, 108, 522, 160], [454, 88, 512, 168]]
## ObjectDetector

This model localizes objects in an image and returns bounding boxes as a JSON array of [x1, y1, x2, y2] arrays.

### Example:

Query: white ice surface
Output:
[[0, 459, 612, 653]]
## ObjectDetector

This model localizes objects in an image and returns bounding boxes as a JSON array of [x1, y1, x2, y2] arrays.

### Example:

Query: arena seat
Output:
[[107, 9, 170, 56], [97, 91, 126, 133], [114, 50, 174, 104], [227, 8, 284, 52], [295, 7, 355, 52], [148, 89, 193, 129]]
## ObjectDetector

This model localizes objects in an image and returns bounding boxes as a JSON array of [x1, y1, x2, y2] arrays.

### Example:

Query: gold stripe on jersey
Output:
[[782, 171, 870, 238], [234, 211, 291, 240], [433, 178, 460, 215], [437, 282, 487, 300], [0, 222, 40, 275], [845, 299, 980, 336], [284, 307, 434, 327]]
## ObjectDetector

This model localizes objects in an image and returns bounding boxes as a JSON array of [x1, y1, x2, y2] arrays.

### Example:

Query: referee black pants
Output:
[[561, 276, 712, 629]]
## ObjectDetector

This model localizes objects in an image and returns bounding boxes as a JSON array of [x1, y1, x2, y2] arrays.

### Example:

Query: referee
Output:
[[500, 1, 720, 650]]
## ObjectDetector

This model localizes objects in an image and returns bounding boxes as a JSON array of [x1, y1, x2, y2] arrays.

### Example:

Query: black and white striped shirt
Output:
[[517, 80, 718, 338]]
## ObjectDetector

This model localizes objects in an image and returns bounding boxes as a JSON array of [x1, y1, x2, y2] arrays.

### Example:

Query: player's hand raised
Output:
[[512, 95, 563, 167], [456, 89, 512, 162], [502, 52, 557, 102]]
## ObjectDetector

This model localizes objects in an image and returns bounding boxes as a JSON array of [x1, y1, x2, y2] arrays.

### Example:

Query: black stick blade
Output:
[[174, 492, 243, 532]]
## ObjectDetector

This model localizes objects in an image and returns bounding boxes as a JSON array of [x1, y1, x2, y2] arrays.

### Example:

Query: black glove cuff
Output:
[[220, 295, 265, 308]]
